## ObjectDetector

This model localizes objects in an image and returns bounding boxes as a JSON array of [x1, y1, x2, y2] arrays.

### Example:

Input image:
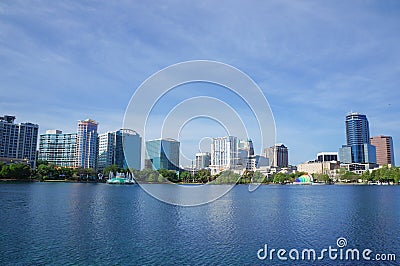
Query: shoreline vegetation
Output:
[[1, 160, 399, 186]]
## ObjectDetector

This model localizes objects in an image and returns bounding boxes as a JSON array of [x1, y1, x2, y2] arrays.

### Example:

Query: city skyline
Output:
[[2, 112, 396, 170], [1, 1, 399, 165]]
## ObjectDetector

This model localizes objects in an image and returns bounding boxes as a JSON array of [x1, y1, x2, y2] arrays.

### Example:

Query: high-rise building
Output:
[[210, 136, 238, 174], [238, 139, 255, 170], [0, 115, 39, 168], [76, 119, 98, 169], [98, 129, 142, 170], [119, 129, 142, 170], [38, 130, 77, 167], [97, 131, 116, 171], [195, 152, 211, 169], [339, 146, 352, 164], [145, 138, 180, 170], [370, 135, 395, 166], [264, 144, 288, 167], [339, 112, 376, 164]]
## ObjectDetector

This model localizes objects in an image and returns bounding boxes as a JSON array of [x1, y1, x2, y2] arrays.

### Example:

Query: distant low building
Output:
[[297, 152, 340, 177], [317, 152, 338, 162], [297, 161, 340, 176], [0, 157, 30, 165], [340, 163, 377, 175]]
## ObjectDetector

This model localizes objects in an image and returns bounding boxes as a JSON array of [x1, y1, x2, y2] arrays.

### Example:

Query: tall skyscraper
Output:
[[339, 112, 376, 164], [38, 130, 77, 167], [98, 129, 142, 170], [145, 138, 180, 170], [97, 131, 116, 170], [210, 136, 238, 174], [0, 115, 39, 168], [76, 119, 98, 169], [264, 144, 288, 167], [119, 129, 142, 170], [195, 152, 211, 169], [370, 135, 395, 166]]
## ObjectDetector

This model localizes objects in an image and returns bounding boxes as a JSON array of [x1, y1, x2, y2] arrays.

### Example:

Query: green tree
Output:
[[0, 165, 12, 179], [9, 163, 31, 179], [0, 163, 32, 179], [37, 164, 57, 180], [273, 173, 287, 184], [213, 170, 240, 184], [102, 164, 120, 176], [313, 173, 332, 183], [361, 170, 372, 182], [180, 171, 191, 183], [36, 160, 48, 167], [336, 168, 347, 181], [342, 171, 359, 183], [158, 169, 180, 183], [196, 169, 211, 183], [252, 171, 266, 183], [57, 167, 74, 180], [134, 169, 161, 182], [240, 170, 254, 184]]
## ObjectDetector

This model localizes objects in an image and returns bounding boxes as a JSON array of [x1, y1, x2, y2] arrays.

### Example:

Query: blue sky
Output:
[[1, 0, 399, 166]]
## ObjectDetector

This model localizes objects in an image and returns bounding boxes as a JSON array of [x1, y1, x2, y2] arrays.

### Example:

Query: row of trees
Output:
[[3, 160, 400, 185], [35, 160, 98, 181], [133, 169, 282, 184], [0, 163, 31, 179], [361, 166, 400, 183], [132, 169, 213, 183]]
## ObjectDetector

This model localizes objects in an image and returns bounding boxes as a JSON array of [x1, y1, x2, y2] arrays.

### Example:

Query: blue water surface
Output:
[[0, 183, 399, 265]]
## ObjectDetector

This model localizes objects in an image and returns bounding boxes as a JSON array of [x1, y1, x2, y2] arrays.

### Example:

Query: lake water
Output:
[[0, 183, 399, 265]]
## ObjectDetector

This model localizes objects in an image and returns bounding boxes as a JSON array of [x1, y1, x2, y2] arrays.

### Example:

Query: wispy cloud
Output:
[[1, 0, 399, 165]]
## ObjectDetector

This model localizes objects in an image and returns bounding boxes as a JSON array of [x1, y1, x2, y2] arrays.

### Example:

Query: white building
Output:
[[38, 130, 77, 168], [297, 161, 340, 176], [195, 152, 211, 169], [297, 152, 340, 177], [98, 129, 141, 171], [210, 136, 238, 175]]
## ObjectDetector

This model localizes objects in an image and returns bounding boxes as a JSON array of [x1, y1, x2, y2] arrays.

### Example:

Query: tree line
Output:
[[1, 160, 399, 184], [361, 165, 400, 183], [0, 162, 31, 179]]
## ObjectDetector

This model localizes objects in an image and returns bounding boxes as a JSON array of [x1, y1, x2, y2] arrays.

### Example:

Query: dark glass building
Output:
[[339, 112, 376, 164], [145, 138, 180, 170]]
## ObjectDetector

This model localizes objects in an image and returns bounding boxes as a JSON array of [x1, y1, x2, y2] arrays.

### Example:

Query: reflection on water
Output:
[[140, 183, 236, 206], [0, 183, 399, 265]]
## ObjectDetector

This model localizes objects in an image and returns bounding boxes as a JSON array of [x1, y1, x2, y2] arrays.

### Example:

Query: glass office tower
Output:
[[340, 112, 376, 164], [145, 138, 180, 170]]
